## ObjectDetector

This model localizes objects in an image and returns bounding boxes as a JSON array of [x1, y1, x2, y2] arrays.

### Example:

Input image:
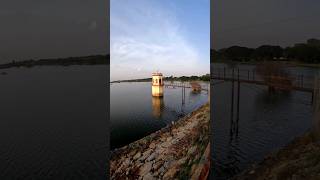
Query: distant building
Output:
[[152, 72, 164, 97]]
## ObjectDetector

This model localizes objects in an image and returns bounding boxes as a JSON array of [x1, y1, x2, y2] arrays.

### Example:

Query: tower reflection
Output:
[[152, 96, 164, 118]]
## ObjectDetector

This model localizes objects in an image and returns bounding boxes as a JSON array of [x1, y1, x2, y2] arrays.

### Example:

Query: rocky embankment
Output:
[[235, 131, 320, 180], [110, 103, 210, 179]]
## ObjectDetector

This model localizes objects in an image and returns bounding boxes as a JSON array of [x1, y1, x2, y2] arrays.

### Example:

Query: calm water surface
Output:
[[110, 81, 209, 150], [0, 66, 107, 179], [211, 63, 319, 179]]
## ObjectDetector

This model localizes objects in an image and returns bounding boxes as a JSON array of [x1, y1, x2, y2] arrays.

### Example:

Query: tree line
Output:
[[0, 55, 109, 69], [211, 38, 320, 63], [165, 74, 210, 82], [112, 74, 210, 83]]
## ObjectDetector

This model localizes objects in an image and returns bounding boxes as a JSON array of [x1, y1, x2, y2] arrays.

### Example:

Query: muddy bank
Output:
[[235, 131, 320, 180], [110, 103, 210, 179]]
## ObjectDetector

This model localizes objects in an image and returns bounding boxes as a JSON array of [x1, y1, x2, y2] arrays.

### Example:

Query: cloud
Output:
[[110, 0, 208, 81]]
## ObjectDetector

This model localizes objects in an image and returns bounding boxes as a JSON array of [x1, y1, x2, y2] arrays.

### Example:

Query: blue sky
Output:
[[111, 0, 210, 81]]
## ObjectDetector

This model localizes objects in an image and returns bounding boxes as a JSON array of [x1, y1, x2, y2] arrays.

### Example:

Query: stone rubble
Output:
[[110, 103, 210, 180]]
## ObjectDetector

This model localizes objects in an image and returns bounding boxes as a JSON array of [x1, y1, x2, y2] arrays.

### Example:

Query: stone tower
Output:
[[152, 72, 164, 97]]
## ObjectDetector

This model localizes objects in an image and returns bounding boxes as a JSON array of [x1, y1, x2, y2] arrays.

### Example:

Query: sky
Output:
[[212, 0, 320, 50], [110, 0, 210, 81], [0, 0, 108, 63]]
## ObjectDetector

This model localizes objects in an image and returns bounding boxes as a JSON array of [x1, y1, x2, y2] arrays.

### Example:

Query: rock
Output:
[[139, 149, 153, 162], [139, 162, 153, 176], [176, 132, 185, 139], [188, 146, 197, 155], [121, 159, 131, 169], [149, 133, 157, 140], [146, 152, 157, 162], [129, 149, 137, 157], [143, 172, 156, 180], [161, 141, 171, 148], [178, 157, 188, 165], [166, 137, 173, 141], [133, 152, 141, 160], [136, 162, 144, 168], [149, 143, 156, 149], [171, 138, 179, 145], [155, 147, 165, 155], [163, 165, 179, 179], [158, 167, 165, 175], [152, 160, 163, 171], [163, 160, 172, 169]]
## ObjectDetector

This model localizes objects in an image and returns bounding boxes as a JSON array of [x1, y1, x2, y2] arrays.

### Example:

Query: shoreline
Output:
[[110, 103, 210, 179]]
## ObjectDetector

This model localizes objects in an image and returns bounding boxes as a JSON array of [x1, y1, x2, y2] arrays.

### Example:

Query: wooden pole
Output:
[[230, 69, 235, 135], [236, 69, 240, 135]]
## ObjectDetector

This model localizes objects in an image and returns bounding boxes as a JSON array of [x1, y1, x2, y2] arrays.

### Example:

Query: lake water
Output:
[[1, 63, 318, 179], [0, 66, 107, 179], [110, 81, 209, 150], [211, 63, 320, 179]]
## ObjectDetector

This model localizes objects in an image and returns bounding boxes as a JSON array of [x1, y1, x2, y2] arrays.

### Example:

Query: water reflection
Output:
[[152, 96, 164, 118], [111, 82, 209, 149], [212, 80, 314, 179]]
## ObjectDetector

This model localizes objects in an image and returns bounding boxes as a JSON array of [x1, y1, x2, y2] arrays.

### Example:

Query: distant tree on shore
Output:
[[0, 55, 109, 69], [285, 40, 320, 63], [253, 45, 283, 60], [212, 38, 320, 63], [163, 74, 210, 82]]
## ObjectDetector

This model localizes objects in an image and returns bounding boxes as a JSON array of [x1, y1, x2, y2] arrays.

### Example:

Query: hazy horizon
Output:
[[110, 0, 210, 81]]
